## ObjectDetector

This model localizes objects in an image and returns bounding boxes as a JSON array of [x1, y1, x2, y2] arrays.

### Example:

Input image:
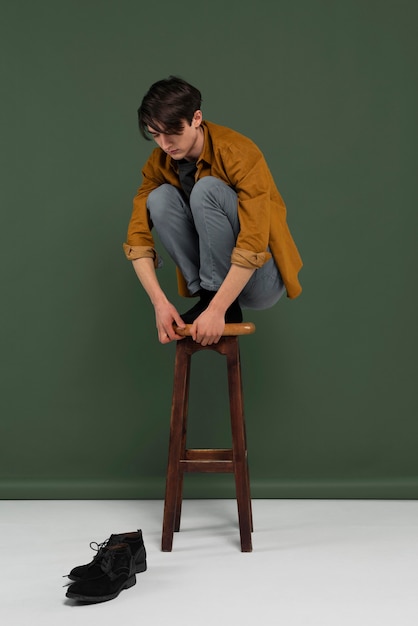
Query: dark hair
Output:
[[138, 76, 202, 140]]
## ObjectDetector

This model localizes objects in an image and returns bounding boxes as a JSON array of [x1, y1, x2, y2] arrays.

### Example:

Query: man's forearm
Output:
[[132, 257, 168, 307], [132, 257, 185, 342], [207, 264, 255, 316]]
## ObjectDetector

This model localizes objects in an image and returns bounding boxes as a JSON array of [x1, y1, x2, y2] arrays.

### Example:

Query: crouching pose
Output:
[[123, 76, 302, 346]]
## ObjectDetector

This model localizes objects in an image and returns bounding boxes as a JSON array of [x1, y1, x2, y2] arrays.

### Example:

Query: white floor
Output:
[[1, 499, 418, 625]]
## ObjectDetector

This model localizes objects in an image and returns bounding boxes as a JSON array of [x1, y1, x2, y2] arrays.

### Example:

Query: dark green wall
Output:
[[1, 0, 417, 499]]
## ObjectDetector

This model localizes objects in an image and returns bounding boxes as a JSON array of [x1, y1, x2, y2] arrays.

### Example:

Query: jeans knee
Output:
[[147, 183, 174, 209], [191, 176, 238, 214], [190, 176, 223, 205], [147, 184, 179, 220]]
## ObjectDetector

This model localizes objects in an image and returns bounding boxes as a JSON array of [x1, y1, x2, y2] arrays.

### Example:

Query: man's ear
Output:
[[192, 110, 203, 127]]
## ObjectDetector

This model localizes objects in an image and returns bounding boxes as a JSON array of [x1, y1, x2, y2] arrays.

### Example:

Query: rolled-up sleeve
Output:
[[122, 243, 160, 267], [231, 247, 272, 268]]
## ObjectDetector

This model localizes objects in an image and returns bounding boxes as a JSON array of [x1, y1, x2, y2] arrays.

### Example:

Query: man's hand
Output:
[[155, 301, 186, 344], [189, 308, 225, 346]]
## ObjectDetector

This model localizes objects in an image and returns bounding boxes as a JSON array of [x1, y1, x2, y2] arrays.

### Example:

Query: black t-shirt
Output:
[[178, 159, 197, 201]]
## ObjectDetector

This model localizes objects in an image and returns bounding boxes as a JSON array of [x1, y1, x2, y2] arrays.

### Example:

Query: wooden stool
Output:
[[161, 322, 255, 552]]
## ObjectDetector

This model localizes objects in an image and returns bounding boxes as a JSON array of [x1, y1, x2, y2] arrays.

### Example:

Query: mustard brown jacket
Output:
[[123, 121, 303, 298]]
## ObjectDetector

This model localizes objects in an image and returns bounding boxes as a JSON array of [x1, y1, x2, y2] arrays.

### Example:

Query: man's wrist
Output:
[[151, 291, 169, 309], [206, 297, 228, 317]]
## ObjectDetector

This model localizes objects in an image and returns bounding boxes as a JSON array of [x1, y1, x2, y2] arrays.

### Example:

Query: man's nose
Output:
[[160, 135, 171, 150]]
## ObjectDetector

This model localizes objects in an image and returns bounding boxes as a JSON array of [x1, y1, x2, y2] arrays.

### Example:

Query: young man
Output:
[[123, 76, 302, 346]]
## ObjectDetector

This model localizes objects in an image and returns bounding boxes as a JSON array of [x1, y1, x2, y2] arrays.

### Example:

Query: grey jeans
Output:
[[147, 176, 285, 309]]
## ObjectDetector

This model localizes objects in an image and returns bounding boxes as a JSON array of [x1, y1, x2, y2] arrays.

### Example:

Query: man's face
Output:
[[147, 110, 204, 162]]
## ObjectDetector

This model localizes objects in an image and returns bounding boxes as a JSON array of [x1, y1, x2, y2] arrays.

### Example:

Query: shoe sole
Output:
[[66, 575, 136, 603]]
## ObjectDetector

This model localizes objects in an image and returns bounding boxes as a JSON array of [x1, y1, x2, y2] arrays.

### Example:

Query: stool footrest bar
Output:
[[185, 448, 233, 460], [181, 449, 235, 473], [180, 460, 234, 473]]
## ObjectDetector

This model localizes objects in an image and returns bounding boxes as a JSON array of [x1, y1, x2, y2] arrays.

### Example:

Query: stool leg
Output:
[[240, 352, 254, 533], [226, 338, 253, 552], [161, 341, 190, 552], [174, 350, 191, 533]]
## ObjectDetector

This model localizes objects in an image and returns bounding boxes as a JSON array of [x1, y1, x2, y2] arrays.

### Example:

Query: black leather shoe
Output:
[[67, 530, 146, 582], [66, 543, 136, 603]]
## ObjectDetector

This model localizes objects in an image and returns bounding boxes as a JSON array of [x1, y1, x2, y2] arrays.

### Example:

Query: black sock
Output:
[[180, 289, 242, 324], [180, 289, 215, 324], [225, 299, 243, 323]]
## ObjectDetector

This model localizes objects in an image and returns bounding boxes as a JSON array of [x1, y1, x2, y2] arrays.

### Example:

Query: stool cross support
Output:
[[161, 325, 254, 552]]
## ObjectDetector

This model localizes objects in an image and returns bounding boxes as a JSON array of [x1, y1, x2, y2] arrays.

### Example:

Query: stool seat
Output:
[[174, 322, 256, 337], [162, 323, 255, 552]]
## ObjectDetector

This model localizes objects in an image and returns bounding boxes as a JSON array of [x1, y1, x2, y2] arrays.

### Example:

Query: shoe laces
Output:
[[89, 539, 110, 555], [81, 537, 116, 573], [88, 533, 123, 559]]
